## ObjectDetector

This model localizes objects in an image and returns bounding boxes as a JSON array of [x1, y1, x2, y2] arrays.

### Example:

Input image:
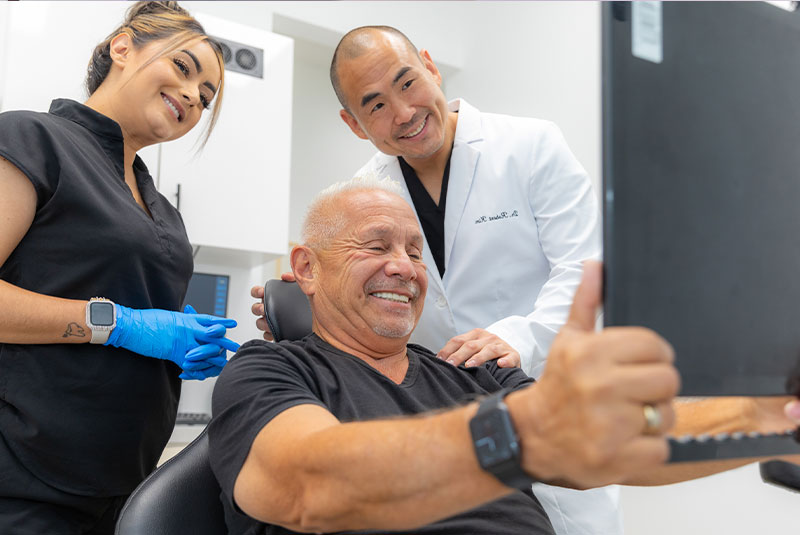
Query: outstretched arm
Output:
[[231, 262, 679, 532]]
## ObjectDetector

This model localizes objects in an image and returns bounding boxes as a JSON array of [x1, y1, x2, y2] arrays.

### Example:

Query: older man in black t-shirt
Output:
[[208, 177, 799, 535]]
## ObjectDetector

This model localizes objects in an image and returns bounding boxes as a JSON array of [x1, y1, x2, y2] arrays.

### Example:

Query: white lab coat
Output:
[[354, 99, 622, 535]]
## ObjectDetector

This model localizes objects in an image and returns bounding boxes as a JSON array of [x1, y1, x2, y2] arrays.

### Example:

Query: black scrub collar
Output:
[[49, 98, 126, 177], [49, 99, 124, 141]]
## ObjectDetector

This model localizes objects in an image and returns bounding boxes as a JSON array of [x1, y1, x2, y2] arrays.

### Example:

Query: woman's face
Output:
[[112, 36, 222, 148]]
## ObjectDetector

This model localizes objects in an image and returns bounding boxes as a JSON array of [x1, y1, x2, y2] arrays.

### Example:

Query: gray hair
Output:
[[301, 174, 404, 250]]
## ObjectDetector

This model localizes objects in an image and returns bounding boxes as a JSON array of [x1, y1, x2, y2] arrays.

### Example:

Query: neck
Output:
[[312, 321, 410, 383], [401, 110, 459, 180], [84, 91, 141, 173]]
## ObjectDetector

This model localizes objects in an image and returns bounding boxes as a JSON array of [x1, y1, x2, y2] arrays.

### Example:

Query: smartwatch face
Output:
[[90, 302, 115, 326], [471, 412, 516, 466]]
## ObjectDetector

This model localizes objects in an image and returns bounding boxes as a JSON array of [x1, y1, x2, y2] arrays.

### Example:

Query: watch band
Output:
[[471, 389, 535, 489]]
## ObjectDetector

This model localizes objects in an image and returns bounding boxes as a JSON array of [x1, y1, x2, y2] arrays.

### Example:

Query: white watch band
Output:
[[90, 326, 112, 345]]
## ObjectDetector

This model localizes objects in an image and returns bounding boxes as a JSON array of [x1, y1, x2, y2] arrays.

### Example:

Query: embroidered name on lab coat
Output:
[[474, 210, 519, 224]]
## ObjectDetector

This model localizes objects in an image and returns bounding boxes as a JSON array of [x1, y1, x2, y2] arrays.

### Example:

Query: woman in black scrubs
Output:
[[0, 2, 235, 532]]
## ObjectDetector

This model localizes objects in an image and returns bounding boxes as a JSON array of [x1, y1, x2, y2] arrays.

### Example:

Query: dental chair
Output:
[[115, 279, 312, 535]]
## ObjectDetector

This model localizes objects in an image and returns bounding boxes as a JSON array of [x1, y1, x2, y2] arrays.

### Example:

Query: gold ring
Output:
[[643, 404, 662, 434]]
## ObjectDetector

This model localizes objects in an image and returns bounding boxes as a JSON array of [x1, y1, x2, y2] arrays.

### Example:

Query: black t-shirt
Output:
[[0, 99, 193, 496], [398, 155, 451, 278], [209, 335, 554, 535]]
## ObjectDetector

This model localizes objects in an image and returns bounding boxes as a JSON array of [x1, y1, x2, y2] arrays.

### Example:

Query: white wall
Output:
[[446, 1, 601, 191]]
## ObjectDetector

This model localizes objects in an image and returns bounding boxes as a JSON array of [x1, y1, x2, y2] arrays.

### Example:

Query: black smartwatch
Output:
[[469, 389, 534, 489]]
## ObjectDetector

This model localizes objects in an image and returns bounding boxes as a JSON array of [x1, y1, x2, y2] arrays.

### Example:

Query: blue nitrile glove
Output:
[[178, 342, 229, 381], [106, 304, 239, 376]]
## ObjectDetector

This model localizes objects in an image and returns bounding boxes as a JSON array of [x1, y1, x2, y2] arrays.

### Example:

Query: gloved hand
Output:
[[106, 304, 239, 379], [178, 340, 229, 380]]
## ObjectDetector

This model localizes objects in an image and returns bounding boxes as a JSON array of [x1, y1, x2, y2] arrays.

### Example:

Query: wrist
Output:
[[105, 304, 131, 347], [469, 389, 535, 489], [85, 298, 117, 344], [505, 386, 555, 482]]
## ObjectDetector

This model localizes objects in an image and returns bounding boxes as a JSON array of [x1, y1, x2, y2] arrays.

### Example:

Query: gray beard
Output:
[[372, 319, 415, 338]]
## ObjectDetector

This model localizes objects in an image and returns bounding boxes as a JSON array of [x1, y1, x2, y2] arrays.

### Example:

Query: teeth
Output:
[[401, 117, 426, 138], [372, 292, 410, 303], [163, 95, 180, 120]]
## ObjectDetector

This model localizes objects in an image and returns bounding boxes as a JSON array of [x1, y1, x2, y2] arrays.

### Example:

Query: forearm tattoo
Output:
[[62, 322, 87, 338]]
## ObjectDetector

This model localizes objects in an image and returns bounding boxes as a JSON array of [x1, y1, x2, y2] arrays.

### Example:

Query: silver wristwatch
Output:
[[86, 297, 116, 344]]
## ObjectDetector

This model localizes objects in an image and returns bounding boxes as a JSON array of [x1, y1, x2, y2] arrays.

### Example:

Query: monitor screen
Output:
[[182, 272, 230, 317], [602, 1, 800, 395]]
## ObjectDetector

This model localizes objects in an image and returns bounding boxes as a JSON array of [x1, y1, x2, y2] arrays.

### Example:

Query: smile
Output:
[[399, 116, 427, 139], [371, 292, 410, 303], [162, 94, 182, 122]]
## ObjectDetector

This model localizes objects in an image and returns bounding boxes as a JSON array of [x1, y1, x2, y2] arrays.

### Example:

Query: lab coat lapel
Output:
[[379, 155, 445, 291], [443, 100, 482, 280]]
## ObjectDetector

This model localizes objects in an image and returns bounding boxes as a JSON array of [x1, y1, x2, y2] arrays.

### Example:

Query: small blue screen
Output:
[[182, 273, 229, 317]]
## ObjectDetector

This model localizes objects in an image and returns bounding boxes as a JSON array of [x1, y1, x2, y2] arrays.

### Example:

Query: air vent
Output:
[[219, 41, 232, 64], [235, 48, 258, 71], [211, 35, 263, 79]]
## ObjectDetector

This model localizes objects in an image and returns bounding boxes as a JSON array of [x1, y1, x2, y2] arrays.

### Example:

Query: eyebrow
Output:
[[182, 49, 218, 95], [182, 49, 202, 73], [393, 66, 412, 85], [362, 225, 423, 248], [359, 66, 413, 109]]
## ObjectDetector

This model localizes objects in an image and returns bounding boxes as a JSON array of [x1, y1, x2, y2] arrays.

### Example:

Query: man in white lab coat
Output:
[[330, 26, 610, 535]]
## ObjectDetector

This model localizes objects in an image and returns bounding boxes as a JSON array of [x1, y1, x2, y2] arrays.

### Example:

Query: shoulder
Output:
[[220, 336, 338, 380], [0, 108, 72, 135], [485, 360, 536, 391], [480, 111, 562, 143], [224, 338, 310, 371], [473, 112, 580, 178], [407, 342, 437, 359], [354, 151, 397, 179], [0, 108, 50, 126], [213, 338, 324, 408], [0, 109, 67, 146], [0, 109, 75, 198]]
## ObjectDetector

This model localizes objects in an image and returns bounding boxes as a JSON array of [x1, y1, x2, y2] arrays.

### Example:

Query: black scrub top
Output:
[[398, 155, 451, 278], [0, 99, 193, 496]]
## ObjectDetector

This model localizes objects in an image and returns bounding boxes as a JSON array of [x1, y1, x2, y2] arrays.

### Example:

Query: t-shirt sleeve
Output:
[[207, 339, 331, 512], [486, 360, 536, 392], [0, 111, 62, 207]]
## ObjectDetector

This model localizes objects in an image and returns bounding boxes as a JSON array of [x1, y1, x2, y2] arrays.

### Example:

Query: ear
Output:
[[108, 32, 134, 68], [418, 49, 443, 87], [339, 109, 369, 140], [291, 245, 318, 296]]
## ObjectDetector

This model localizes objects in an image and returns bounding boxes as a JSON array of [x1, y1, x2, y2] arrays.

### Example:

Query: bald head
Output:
[[330, 26, 420, 111]]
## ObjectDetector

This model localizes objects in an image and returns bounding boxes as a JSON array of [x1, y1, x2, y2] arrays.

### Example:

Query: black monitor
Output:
[[182, 272, 230, 317], [602, 2, 800, 396]]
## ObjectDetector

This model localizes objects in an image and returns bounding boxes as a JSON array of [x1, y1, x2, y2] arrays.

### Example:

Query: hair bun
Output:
[[126, 1, 189, 22]]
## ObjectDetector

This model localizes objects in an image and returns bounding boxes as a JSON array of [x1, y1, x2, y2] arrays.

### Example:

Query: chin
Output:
[[371, 321, 414, 339]]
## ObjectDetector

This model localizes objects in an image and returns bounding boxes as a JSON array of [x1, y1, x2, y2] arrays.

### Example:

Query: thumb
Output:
[[565, 260, 602, 332], [183, 304, 197, 315]]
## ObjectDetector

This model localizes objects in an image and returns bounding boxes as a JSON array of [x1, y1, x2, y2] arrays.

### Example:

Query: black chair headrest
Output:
[[262, 280, 313, 342]]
